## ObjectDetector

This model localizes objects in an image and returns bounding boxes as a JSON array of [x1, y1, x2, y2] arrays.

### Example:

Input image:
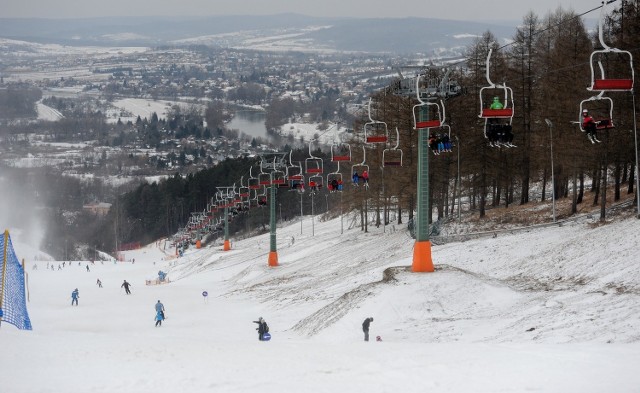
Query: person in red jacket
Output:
[[582, 109, 599, 143], [361, 170, 369, 185]]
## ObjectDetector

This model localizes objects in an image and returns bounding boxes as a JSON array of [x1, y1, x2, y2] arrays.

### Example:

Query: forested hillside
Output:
[[111, 4, 639, 250]]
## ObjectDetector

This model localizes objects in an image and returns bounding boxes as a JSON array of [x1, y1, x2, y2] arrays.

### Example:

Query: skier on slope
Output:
[[253, 317, 268, 341], [155, 300, 165, 320], [362, 317, 373, 341], [121, 280, 132, 295], [71, 288, 79, 306], [155, 309, 164, 327]]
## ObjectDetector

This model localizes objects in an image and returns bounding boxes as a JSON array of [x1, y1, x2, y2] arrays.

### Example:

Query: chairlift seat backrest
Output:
[[415, 119, 441, 129], [592, 79, 633, 91], [481, 108, 513, 118]]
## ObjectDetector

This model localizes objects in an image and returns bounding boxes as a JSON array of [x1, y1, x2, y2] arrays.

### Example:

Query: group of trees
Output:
[[0, 86, 41, 120], [108, 4, 640, 249], [365, 4, 640, 222]]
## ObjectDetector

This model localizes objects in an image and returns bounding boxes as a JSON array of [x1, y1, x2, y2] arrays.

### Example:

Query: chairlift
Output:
[[478, 48, 515, 147], [351, 146, 370, 187], [331, 142, 351, 162], [258, 160, 272, 186], [231, 185, 242, 204], [238, 176, 250, 199], [413, 74, 445, 129], [382, 127, 403, 167], [287, 152, 305, 188], [271, 165, 287, 186], [305, 141, 324, 174], [257, 186, 268, 206], [287, 158, 305, 191], [588, 0, 634, 92], [308, 174, 324, 190], [327, 161, 344, 192], [249, 188, 260, 208], [364, 97, 389, 143], [579, 93, 615, 132], [248, 166, 260, 190]]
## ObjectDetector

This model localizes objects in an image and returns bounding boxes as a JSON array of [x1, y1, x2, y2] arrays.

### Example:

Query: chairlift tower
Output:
[[259, 152, 289, 267], [411, 70, 453, 272], [216, 187, 234, 251]]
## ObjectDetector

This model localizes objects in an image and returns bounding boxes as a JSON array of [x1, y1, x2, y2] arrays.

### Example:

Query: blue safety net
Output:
[[0, 232, 33, 330]]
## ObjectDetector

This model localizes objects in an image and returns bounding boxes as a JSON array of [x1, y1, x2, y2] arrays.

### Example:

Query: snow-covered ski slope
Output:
[[2, 212, 640, 393]]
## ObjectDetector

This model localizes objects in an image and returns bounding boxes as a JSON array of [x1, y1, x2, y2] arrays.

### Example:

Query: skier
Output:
[[155, 309, 164, 327], [96, 279, 102, 288], [86, 265, 90, 272], [155, 300, 165, 320], [121, 280, 132, 295], [361, 170, 369, 185], [352, 171, 359, 185], [71, 288, 79, 306], [362, 317, 373, 341], [582, 109, 600, 143], [253, 317, 268, 341]]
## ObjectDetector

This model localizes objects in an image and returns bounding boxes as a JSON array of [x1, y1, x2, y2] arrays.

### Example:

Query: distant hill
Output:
[[0, 14, 517, 54]]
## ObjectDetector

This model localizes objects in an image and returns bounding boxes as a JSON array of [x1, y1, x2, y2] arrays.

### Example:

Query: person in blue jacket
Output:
[[71, 288, 79, 306], [155, 310, 164, 327], [155, 300, 165, 320], [352, 171, 360, 185]]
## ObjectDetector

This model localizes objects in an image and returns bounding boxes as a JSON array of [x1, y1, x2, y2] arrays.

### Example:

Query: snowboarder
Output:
[[155, 300, 165, 320], [253, 317, 268, 341], [362, 317, 373, 341], [121, 280, 132, 295], [71, 288, 79, 306]]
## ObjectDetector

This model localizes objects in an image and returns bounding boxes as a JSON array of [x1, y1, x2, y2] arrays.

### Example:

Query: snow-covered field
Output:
[[2, 210, 640, 392], [36, 102, 64, 121], [106, 98, 206, 124], [279, 122, 351, 145]]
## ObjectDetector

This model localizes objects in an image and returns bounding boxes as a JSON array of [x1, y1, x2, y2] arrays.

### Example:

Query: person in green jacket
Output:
[[490, 96, 504, 110]]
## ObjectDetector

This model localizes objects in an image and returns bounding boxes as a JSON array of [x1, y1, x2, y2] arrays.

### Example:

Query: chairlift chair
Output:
[[478, 49, 514, 119], [271, 167, 287, 186], [305, 141, 324, 174], [413, 75, 445, 129], [287, 157, 304, 189], [248, 167, 260, 190], [238, 176, 250, 199], [249, 189, 259, 208], [579, 93, 615, 132], [257, 187, 268, 206], [231, 186, 242, 204], [287, 162, 305, 191], [308, 174, 324, 190], [331, 143, 352, 162], [364, 98, 389, 143], [477, 48, 515, 147], [351, 146, 370, 186], [382, 127, 403, 167], [327, 161, 344, 192], [588, 0, 634, 92]]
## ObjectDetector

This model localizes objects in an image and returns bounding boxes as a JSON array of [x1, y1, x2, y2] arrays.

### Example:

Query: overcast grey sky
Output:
[[3, 0, 597, 21]]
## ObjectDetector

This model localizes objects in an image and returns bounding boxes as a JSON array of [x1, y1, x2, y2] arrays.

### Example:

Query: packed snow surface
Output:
[[2, 212, 640, 392]]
